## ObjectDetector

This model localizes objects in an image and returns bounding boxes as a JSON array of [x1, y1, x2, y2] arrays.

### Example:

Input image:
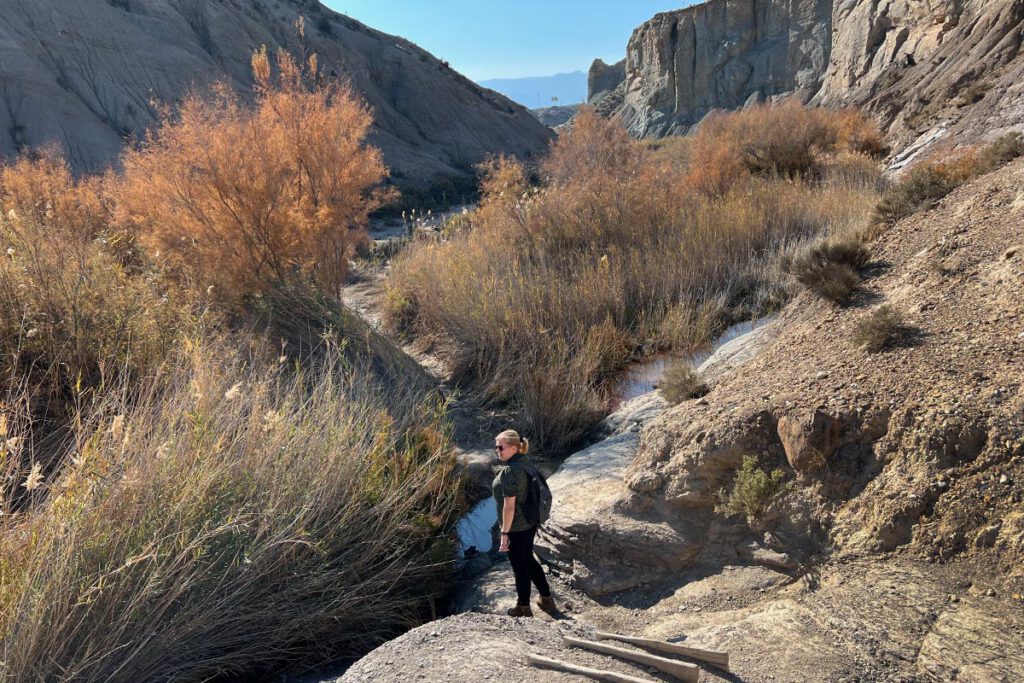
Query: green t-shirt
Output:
[[492, 454, 534, 533]]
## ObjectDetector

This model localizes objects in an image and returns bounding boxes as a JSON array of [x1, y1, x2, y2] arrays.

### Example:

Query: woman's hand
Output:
[[499, 496, 515, 552]]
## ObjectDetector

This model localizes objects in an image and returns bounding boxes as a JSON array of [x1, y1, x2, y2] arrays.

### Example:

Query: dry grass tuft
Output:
[[853, 304, 905, 352], [0, 342, 462, 681], [659, 362, 707, 404], [784, 238, 871, 304]]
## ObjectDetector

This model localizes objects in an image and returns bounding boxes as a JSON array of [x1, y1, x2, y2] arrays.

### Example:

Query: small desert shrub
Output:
[[975, 131, 1024, 174], [853, 304, 904, 352], [718, 455, 788, 521], [784, 238, 870, 304], [878, 134, 1024, 225], [660, 362, 707, 404], [113, 48, 392, 300], [0, 343, 462, 681], [875, 151, 974, 223]]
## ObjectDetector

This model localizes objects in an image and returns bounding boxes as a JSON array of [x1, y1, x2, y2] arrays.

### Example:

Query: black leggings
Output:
[[507, 527, 551, 606]]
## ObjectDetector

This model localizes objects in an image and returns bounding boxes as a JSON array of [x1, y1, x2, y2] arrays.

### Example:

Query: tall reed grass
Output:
[[0, 342, 462, 681]]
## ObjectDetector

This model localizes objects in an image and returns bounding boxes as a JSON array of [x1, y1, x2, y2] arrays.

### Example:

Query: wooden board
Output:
[[563, 636, 700, 683], [594, 631, 730, 671], [526, 653, 656, 683]]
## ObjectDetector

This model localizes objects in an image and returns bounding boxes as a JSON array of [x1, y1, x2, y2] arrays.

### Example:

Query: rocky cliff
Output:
[[595, 0, 1024, 150], [0, 0, 553, 184]]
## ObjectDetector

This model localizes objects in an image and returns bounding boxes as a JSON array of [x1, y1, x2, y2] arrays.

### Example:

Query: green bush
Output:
[[853, 304, 904, 352], [718, 455, 788, 521], [659, 362, 707, 404]]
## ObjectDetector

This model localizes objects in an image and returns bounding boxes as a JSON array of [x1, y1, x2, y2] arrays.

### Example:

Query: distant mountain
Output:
[[479, 71, 587, 109]]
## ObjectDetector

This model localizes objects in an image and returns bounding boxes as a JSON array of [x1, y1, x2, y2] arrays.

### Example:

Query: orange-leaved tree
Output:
[[114, 47, 392, 299]]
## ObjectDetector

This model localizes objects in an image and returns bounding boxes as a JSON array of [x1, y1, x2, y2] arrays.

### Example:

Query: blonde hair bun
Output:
[[496, 429, 529, 454]]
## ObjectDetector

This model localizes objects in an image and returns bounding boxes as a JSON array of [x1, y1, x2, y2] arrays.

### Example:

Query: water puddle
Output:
[[456, 498, 495, 556]]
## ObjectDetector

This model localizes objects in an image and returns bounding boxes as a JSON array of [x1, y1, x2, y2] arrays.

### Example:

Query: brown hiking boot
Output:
[[506, 604, 533, 618], [535, 595, 557, 615]]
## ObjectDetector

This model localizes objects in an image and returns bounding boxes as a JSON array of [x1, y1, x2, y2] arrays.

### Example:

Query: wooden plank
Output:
[[563, 636, 700, 683], [526, 653, 656, 683], [594, 631, 730, 671]]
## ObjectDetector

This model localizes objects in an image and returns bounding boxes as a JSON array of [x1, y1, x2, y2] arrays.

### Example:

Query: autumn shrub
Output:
[[974, 131, 1024, 175], [659, 362, 707, 404], [112, 48, 392, 301], [385, 105, 881, 451], [0, 213, 193, 430], [876, 149, 977, 224], [687, 100, 887, 195], [853, 304, 905, 352], [0, 151, 112, 241], [784, 238, 870, 304], [718, 455, 788, 522], [0, 341, 463, 681]]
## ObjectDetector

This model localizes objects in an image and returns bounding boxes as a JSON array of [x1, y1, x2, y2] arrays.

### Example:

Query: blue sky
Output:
[[322, 1, 696, 81]]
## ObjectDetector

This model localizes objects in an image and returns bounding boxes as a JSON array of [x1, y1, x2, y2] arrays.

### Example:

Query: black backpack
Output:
[[510, 461, 552, 527]]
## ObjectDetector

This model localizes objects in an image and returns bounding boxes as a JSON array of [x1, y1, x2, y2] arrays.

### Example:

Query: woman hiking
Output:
[[493, 429, 556, 617]]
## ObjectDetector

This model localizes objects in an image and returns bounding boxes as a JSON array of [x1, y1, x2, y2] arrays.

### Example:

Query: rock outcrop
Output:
[[587, 58, 625, 101], [0, 0, 553, 184], [598, 0, 1024, 150], [610, 0, 833, 137]]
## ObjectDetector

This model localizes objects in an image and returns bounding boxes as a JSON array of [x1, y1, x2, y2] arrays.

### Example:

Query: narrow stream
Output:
[[455, 316, 773, 555], [612, 317, 771, 405]]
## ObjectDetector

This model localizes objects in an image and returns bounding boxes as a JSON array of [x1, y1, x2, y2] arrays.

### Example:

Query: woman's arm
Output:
[[499, 496, 516, 552]]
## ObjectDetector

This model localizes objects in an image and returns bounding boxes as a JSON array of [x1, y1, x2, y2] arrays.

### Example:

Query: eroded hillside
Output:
[[0, 0, 553, 183]]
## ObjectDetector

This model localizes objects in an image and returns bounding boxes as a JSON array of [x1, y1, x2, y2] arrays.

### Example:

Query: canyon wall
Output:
[[595, 0, 1024, 148]]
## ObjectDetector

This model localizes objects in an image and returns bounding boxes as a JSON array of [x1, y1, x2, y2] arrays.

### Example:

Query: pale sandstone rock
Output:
[[587, 58, 625, 101], [916, 599, 1024, 681], [612, 0, 834, 138]]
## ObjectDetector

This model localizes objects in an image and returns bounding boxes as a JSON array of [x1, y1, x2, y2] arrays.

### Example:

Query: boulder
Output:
[[777, 410, 842, 473]]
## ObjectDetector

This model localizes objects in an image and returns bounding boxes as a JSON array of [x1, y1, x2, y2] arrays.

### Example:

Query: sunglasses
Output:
[[494, 443, 508, 451]]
